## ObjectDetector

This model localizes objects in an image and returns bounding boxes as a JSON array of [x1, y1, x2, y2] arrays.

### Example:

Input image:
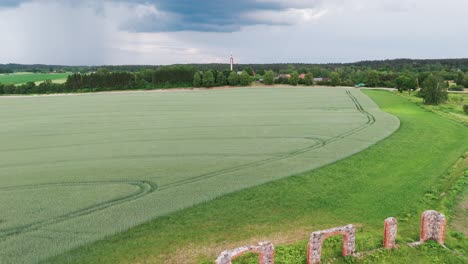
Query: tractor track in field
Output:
[[159, 90, 376, 190], [0, 90, 375, 240], [0, 136, 323, 153], [0, 180, 157, 240]]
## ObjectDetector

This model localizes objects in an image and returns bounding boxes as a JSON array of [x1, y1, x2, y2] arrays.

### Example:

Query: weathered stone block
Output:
[[383, 217, 398, 249], [420, 210, 446, 245], [216, 241, 274, 264], [307, 224, 355, 264]]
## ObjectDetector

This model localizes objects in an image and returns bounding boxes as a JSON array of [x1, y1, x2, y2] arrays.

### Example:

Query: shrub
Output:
[[448, 85, 464, 91], [239, 71, 252, 86], [228, 71, 239, 86], [263, 70, 275, 85], [421, 74, 447, 105], [289, 71, 299, 86], [193, 72, 202, 87], [202, 70, 215, 87]]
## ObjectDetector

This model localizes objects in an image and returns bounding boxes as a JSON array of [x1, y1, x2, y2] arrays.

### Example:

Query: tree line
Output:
[[3, 58, 468, 74], [1, 60, 467, 107]]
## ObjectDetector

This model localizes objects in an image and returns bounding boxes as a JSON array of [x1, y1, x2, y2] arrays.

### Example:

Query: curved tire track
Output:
[[0, 90, 375, 240], [0, 180, 157, 240], [159, 89, 376, 190]]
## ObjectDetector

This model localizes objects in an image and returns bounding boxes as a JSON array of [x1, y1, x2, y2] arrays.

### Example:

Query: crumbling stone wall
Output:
[[383, 217, 398, 249], [419, 210, 446, 245], [307, 224, 355, 264], [216, 241, 274, 264], [215, 210, 447, 263]]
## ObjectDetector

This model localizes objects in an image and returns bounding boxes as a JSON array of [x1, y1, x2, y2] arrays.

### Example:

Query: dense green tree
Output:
[[330, 72, 341, 86], [263, 70, 275, 85], [304, 73, 314, 86], [193, 72, 202, 87], [96, 68, 109, 75], [463, 73, 468, 88], [137, 69, 154, 83], [215, 71, 227, 86], [366, 70, 380, 87], [455, 71, 464, 86], [421, 74, 447, 105], [290, 71, 299, 86], [152, 65, 197, 85], [239, 71, 252, 86], [257, 69, 266, 76], [243, 67, 254, 76], [395, 76, 417, 93], [3, 84, 15, 94], [228, 71, 239, 86], [202, 71, 215, 87]]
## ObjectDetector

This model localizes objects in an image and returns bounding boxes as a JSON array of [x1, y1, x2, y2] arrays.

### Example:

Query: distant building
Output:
[[276, 74, 291, 79], [299, 74, 306, 79], [314, 77, 331, 82]]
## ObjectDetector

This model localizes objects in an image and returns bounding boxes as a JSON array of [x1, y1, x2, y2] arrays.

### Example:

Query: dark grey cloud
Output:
[[0, 0, 323, 32], [0, 0, 23, 6], [120, 0, 293, 32], [1, 0, 467, 65]]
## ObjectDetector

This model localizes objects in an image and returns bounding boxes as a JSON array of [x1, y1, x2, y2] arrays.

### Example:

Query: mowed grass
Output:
[[0, 72, 69, 85], [47, 90, 468, 264], [0, 88, 399, 263], [400, 92, 468, 125]]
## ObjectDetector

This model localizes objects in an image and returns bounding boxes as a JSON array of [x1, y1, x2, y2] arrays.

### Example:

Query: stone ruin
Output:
[[215, 241, 274, 264], [410, 210, 447, 247], [215, 210, 446, 263], [383, 217, 398, 249], [307, 224, 355, 264]]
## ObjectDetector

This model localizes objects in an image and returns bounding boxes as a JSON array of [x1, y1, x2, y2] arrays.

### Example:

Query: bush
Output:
[[239, 71, 252, 86], [448, 85, 464, 91], [463, 104, 468, 115], [228, 71, 239, 86], [215, 71, 227, 86], [263, 70, 275, 85], [421, 74, 447, 105], [289, 71, 299, 86], [202, 71, 215, 87], [193, 72, 202, 87]]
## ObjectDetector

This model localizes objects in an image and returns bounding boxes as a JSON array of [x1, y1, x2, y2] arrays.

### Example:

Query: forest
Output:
[[1, 58, 468, 95]]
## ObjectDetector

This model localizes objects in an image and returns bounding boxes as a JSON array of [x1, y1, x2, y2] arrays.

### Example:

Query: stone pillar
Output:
[[383, 217, 398, 249], [216, 241, 274, 264], [420, 210, 446, 245], [307, 224, 356, 264]]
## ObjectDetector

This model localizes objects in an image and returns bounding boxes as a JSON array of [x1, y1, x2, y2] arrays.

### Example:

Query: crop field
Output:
[[0, 88, 399, 263], [0, 72, 69, 85], [47, 90, 468, 264]]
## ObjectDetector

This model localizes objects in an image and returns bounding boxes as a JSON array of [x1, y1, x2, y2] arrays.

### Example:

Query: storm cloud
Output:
[[0, 0, 467, 65]]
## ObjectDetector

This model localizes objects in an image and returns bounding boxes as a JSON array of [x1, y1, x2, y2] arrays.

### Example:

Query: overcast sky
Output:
[[0, 0, 467, 65]]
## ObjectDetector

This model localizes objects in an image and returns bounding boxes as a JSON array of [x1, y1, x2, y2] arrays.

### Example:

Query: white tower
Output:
[[230, 54, 234, 71]]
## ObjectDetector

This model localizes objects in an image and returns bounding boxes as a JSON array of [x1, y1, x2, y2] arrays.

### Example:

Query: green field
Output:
[[46, 90, 468, 264], [0, 72, 69, 85], [0, 88, 399, 263], [400, 92, 468, 126]]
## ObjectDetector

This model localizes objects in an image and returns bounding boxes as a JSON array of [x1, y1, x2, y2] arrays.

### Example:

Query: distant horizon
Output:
[[2, 57, 468, 68]]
